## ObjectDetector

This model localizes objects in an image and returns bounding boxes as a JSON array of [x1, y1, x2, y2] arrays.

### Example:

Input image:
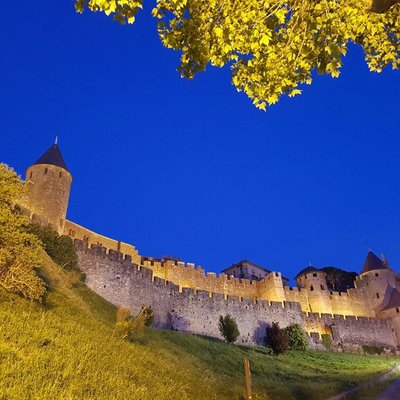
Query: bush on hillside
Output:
[[114, 305, 154, 340], [321, 334, 333, 351], [116, 306, 132, 323], [139, 305, 154, 327], [284, 324, 309, 350], [218, 315, 240, 344], [0, 164, 46, 300], [28, 223, 79, 271], [265, 322, 289, 355]]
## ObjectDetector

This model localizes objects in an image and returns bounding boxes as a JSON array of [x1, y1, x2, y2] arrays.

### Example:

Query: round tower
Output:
[[296, 266, 332, 314], [379, 286, 400, 345], [23, 141, 72, 234], [357, 251, 396, 312], [296, 266, 328, 291]]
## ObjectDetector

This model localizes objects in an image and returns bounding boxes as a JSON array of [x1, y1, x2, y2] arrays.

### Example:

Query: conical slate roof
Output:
[[381, 287, 400, 312], [360, 251, 389, 275], [33, 143, 69, 172]]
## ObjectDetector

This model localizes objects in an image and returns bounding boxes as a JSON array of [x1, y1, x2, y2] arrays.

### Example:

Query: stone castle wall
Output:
[[64, 220, 141, 265], [61, 223, 382, 321], [143, 258, 287, 304], [17, 146, 400, 349], [75, 240, 397, 348]]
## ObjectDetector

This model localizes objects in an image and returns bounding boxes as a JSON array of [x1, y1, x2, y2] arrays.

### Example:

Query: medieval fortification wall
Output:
[[18, 143, 400, 349], [75, 240, 397, 348], [65, 221, 374, 319]]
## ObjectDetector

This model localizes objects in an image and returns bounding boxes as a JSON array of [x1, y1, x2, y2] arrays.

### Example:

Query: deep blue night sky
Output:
[[1, 1, 400, 280]]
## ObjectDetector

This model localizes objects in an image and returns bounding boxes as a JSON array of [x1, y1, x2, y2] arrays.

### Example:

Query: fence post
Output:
[[244, 357, 252, 400]]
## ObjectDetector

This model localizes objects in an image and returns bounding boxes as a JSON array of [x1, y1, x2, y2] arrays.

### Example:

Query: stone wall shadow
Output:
[[253, 321, 271, 345]]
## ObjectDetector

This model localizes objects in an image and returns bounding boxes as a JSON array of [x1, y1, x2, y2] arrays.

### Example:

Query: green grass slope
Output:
[[0, 254, 397, 400]]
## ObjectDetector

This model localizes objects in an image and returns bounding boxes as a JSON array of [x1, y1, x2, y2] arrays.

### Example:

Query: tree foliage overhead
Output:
[[76, 0, 399, 109], [0, 164, 46, 300]]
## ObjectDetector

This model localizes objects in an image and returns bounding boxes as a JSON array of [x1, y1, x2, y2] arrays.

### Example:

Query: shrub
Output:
[[65, 270, 85, 289], [113, 305, 154, 340], [218, 314, 240, 343], [284, 324, 309, 350], [138, 305, 154, 327], [28, 223, 79, 271], [114, 318, 145, 340], [321, 334, 333, 351], [116, 306, 132, 323], [265, 322, 289, 355]]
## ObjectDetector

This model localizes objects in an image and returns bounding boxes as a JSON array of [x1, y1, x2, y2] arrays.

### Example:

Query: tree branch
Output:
[[370, 0, 399, 13]]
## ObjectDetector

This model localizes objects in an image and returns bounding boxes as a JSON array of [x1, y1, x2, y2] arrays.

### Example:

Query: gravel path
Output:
[[326, 365, 400, 400], [376, 378, 400, 400]]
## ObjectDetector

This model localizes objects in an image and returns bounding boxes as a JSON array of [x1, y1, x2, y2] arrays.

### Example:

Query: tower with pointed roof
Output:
[[354, 250, 397, 314], [23, 141, 72, 234]]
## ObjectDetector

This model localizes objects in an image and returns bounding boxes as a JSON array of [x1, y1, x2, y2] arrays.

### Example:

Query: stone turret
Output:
[[379, 286, 400, 343], [296, 266, 328, 291], [22, 141, 72, 234], [356, 251, 397, 312], [296, 266, 332, 314]]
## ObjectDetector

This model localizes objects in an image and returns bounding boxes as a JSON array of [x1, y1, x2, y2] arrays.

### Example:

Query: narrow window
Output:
[[59, 171, 62, 178], [376, 292, 380, 299], [29, 171, 33, 179], [396, 308, 399, 313], [44, 168, 48, 175], [310, 285, 314, 291], [320, 285, 325, 290]]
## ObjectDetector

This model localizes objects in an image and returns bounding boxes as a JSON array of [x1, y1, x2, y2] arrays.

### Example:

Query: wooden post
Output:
[[244, 357, 252, 400]]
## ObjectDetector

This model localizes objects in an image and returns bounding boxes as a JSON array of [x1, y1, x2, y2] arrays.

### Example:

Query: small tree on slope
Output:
[[284, 324, 309, 351], [265, 322, 289, 355], [219, 314, 240, 344]]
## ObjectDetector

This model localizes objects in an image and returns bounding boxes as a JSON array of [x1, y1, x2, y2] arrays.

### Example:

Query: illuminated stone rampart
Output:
[[75, 241, 397, 348]]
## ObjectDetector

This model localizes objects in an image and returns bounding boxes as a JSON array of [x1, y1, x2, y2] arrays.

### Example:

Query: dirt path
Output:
[[326, 365, 400, 400], [376, 378, 400, 400]]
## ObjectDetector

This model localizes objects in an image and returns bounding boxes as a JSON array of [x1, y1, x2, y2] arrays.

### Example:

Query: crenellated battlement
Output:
[[74, 239, 379, 322], [75, 240, 306, 312], [17, 142, 400, 349], [75, 242, 398, 348], [66, 220, 141, 264], [75, 240, 365, 321]]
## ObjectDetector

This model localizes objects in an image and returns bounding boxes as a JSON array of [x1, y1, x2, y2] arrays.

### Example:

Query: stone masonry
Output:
[[15, 142, 400, 349]]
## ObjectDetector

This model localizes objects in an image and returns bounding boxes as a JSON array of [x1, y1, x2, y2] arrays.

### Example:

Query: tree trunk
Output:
[[370, 0, 399, 13]]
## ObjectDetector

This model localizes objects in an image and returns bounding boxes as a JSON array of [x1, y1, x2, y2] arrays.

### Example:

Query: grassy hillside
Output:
[[0, 254, 397, 400]]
